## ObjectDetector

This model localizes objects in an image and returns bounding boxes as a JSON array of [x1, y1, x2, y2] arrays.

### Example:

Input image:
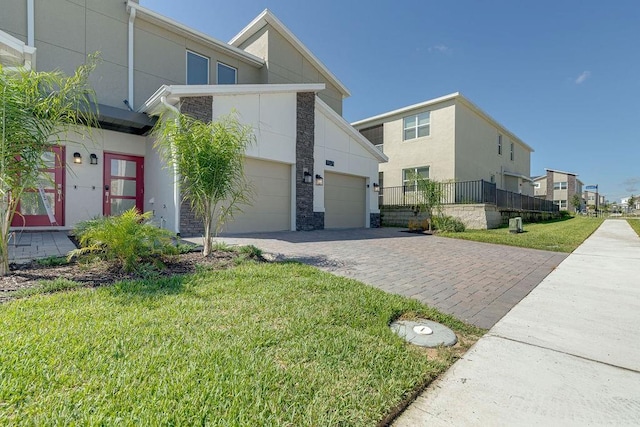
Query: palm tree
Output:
[[153, 111, 254, 256], [0, 56, 97, 275]]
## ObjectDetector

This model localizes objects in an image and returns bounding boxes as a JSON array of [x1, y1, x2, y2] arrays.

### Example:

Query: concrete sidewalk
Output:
[[394, 219, 640, 425]]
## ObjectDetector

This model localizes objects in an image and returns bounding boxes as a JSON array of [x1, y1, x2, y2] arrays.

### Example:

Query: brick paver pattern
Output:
[[203, 228, 567, 329]]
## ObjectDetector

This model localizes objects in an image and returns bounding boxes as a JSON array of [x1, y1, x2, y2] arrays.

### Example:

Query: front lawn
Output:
[[627, 218, 640, 237], [0, 262, 482, 425], [438, 216, 604, 252]]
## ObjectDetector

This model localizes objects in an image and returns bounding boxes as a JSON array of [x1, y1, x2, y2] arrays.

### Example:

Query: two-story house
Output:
[[533, 169, 583, 211], [352, 93, 534, 196], [1, 1, 386, 234]]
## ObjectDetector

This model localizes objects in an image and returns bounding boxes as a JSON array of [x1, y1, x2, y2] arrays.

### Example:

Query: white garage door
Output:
[[324, 172, 366, 229], [223, 158, 291, 234]]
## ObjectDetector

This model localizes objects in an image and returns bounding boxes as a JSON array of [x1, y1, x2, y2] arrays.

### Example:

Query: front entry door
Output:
[[103, 153, 144, 216], [12, 146, 65, 227]]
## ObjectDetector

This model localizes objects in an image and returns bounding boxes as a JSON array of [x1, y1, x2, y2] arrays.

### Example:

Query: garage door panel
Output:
[[325, 172, 365, 229], [222, 158, 291, 234]]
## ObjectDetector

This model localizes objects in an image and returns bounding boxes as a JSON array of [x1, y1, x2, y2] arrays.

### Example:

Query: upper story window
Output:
[[403, 112, 430, 141], [186, 51, 209, 85], [403, 166, 430, 189], [498, 134, 503, 155], [510, 142, 514, 161], [533, 182, 541, 189], [217, 62, 237, 85], [553, 181, 568, 190]]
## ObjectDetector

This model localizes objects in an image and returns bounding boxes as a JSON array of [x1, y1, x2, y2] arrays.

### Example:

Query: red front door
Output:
[[103, 153, 144, 216], [12, 146, 65, 227]]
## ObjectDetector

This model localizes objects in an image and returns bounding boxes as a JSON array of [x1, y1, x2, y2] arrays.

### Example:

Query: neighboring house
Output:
[[583, 191, 606, 209], [533, 169, 583, 211], [352, 93, 534, 196], [1, 1, 386, 234], [620, 196, 639, 212]]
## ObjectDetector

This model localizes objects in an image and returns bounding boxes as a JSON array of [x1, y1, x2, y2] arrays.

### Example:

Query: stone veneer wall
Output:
[[178, 96, 213, 237], [567, 174, 577, 211], [545, 170, 554, 201], [296, 92, 324, 230], [370, 213, 381, 228]]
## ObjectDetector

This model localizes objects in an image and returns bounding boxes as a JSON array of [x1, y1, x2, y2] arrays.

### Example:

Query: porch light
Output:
[[315, 174, 323, 186], [73, 152, 82, 164], [89, 153, 98, 165], [373, 183, 380, 192], [303, 170, 312, 184]]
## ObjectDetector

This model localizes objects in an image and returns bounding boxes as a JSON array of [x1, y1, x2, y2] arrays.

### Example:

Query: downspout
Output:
[[160, 96, 182, 235], [127, 6, 136, 109], [27, 0, 34, 47]]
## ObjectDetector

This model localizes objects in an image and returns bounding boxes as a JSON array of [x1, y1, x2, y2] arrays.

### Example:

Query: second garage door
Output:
[[223, 158, 291, 234], [324, 172, 366, 229]]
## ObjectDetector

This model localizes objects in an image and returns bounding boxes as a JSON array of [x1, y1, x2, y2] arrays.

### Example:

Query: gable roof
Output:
[[126, 1, 264, 68], [229, 9, 351, 99]]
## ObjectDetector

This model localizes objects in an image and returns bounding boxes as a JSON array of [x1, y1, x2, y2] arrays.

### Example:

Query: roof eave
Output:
[[229, 9, 351, 99], [126, 1, 264, 68]]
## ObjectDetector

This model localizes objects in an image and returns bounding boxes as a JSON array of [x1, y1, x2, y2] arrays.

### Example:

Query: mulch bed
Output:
[[0, 251, 252, 305]]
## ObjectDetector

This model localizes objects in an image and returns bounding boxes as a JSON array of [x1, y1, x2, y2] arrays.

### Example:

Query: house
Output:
[[351, 93, 534, 196], [1, 1, 386, 235], [584, 190, 606, 210], [533, 169, 583, 211]]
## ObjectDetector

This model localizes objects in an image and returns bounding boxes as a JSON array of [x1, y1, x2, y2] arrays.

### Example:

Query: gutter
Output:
[[127, 5, 136, 109], [27, 0, 34, 47]]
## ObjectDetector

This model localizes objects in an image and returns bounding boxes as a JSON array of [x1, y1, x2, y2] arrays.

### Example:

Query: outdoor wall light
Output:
[[89, 153, 98, 165], [303, 170, 312, 184], [73, 152, 82, 164], [373, 183, 380, 192], [315, 174, 323, 186]]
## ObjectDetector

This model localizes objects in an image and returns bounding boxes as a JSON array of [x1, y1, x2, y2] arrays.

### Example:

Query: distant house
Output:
[[533, 169, 583, 211], [1, 1, 386, 234], [583, 191, 606, 210], [352, 93, 534, 196]]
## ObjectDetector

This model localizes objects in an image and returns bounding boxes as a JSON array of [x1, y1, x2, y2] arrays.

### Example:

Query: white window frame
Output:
[[554, 199, 567, 209], [402, 166, 430, 189], [533, 182, 540, 189], [403, 112, 430, 141], [510, 142, 514, 161], [498, 134, 502, 155], [186, 50, 209, 85], [553, 181, 568, 190], [216, 62, 238, 85]]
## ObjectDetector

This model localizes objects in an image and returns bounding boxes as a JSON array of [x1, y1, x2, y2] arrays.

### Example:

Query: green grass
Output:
[[438, 216, 604, 252], [0, 262, 482, 425], [627, 218, 640, 237], [10, 278, 85, 298]]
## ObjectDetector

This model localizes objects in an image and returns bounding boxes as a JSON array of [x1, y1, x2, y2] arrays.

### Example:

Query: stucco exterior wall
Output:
[[375, 100, 457, 188], [64, 129, 147, 227], [454, 101, 532, 195], [238, 24, 344, 115]]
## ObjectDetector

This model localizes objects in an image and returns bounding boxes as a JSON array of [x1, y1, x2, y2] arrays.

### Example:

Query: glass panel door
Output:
[[12, 146, 65, 227], [103, 153, 144, 216]]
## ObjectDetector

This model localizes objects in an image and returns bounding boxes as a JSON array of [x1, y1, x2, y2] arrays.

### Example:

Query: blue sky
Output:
[[141, 0, 639, 203]]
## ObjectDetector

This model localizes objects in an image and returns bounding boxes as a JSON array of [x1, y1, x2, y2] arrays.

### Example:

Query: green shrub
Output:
[[433, 215, 466, 232], [559, 210, 572, 219], [68, 208, 177, 272], [35, 256, 68, 267]]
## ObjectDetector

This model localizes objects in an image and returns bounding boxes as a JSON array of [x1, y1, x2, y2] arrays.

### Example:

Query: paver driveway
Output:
[[187, 228, 567, 328]]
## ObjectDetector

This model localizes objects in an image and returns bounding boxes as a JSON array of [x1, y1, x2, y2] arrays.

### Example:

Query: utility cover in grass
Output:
[[390, 319, 457, 347]]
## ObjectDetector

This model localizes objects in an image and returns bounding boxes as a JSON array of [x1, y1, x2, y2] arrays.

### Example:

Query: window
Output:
[[186, 51, 209, 85], [403, 112, 430, 140], [510, 142, 514, 161], [403, 166, 429, 189], [498, 134, 502, 155], [533, 182, 540, 188], [217, 62, 237, 85], [553, 181, 568, 190], [554, 200, 567, 209]]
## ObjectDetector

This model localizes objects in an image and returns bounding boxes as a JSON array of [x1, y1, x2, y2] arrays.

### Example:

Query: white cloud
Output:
[[575, 71, 591, 84], [428, 45, 451, 54]]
